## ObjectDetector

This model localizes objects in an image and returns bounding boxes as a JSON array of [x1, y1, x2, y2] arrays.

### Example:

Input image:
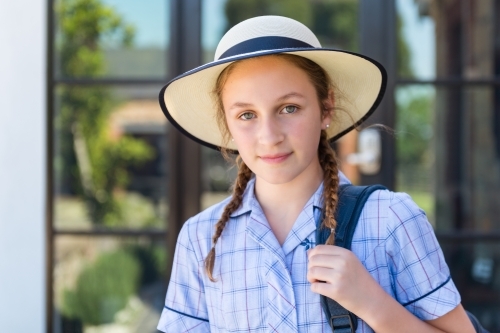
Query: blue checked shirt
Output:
[[158, 172, 460, 332]]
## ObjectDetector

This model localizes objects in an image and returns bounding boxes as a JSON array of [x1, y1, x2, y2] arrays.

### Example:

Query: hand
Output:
[[307, 245, 474, 333], [307, 244, 381, 315]]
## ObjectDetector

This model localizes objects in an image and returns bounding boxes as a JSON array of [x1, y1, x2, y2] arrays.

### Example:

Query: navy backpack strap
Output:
[[316, 184, 387, 333], [335, 184, 387, 249]]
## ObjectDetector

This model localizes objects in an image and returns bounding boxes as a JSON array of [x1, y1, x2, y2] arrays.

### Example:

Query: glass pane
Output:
[[440, 239, 500, 332], [396, 85, 500, 232], [54, 0, 169, 79], [52, 236, 167, 333], [435, 86, 500, 232], [53, 85, 168, 230], [396, 0, 435, 80], [200, 146, 236, 210], [398, 0, 500, 80], [395, 85, 436, 224], [202, 0, 360, 64]]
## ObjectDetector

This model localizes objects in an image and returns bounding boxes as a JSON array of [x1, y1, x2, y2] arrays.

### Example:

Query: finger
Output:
[[310, 281, 333, 297], [308, 254, 346, 269], [307, 266, 340, 284], [308, 244, 346, 257]]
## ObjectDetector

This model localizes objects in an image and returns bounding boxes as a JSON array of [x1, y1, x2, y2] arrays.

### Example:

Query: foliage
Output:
[[395, 9, 433, 175], [396, 91, 433, 166], [104, 192, 164, 228], [54, 0, 154, 225], [57, 0, 134, 78], [310, 0, 358, 50], [61, 250, 141, 325], [397, 14, 414, 78], [225, 0, 312, 28], [125, 244, 166, 286], [61, 244, 166, 326]]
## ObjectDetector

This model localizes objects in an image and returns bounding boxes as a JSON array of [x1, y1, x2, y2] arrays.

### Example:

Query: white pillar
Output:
[[0, 0, 47, 332]]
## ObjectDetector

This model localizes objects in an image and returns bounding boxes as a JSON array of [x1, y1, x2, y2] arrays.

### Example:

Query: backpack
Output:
[[316, 184, 489, 333]]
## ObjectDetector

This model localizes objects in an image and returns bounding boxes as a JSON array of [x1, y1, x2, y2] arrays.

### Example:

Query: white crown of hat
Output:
[[214, 16, 322, 61]]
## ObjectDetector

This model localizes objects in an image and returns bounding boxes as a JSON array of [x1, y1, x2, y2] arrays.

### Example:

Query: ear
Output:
[[321, 89, 335, 129]]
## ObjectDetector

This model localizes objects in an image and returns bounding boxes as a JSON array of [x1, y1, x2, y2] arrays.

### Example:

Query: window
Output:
[[396, 1, 500, 329], [48, 0, 172, 331]]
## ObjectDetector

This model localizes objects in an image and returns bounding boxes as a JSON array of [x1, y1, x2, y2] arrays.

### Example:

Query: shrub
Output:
[[62, 250, 140, 325]]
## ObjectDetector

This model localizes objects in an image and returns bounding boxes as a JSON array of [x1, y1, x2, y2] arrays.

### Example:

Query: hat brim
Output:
[[159, 48, 387, 153]]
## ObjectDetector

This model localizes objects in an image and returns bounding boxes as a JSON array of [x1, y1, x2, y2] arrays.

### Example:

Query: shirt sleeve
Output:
[[385, 192, 461, 321], [157, 220, 210, 332]]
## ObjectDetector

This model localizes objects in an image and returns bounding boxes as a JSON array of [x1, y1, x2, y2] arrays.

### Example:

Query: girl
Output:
[[157, 16, 475, 332]]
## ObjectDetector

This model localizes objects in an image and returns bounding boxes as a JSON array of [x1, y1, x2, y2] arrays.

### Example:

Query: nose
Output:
[[257, 114, 284, 146]]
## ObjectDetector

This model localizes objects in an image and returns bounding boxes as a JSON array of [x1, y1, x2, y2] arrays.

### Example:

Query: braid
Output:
[[318, 130, 340, 245], [205, 157, 253, 281]]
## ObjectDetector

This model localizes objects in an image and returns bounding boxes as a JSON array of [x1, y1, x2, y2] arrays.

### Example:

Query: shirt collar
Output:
[[229, 177, 256, 217], [229, 170, 351, 218]]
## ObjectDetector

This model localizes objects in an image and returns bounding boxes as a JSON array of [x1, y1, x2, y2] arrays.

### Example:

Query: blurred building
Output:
[[1, 0, 500, 332]]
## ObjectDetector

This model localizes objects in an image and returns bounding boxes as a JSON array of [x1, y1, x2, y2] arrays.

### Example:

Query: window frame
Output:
[[45, 0, 202, 331]]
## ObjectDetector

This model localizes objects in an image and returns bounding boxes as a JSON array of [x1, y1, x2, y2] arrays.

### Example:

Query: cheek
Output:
[[226, 121, 256, 157], [286, 117, 322, 148], [227, 120, 253, 142]]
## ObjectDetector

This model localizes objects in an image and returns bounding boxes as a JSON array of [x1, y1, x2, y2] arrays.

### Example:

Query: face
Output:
[[222, 56, 333, 185]]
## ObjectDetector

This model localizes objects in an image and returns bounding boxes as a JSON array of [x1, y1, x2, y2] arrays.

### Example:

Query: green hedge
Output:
[[62, 250, 140, 325]]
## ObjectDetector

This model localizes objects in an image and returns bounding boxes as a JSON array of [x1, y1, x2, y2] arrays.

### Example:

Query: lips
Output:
[[259, 152, 292, 164]]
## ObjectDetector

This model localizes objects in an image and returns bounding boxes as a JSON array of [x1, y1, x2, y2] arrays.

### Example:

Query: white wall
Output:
[[0, 0, 46, 332]]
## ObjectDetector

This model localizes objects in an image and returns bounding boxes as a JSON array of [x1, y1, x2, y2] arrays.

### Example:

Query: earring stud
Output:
[[326, 124, 330, 128]]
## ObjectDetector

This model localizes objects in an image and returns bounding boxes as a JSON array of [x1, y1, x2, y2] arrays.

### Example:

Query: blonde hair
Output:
[[206, 54, 341, 282]]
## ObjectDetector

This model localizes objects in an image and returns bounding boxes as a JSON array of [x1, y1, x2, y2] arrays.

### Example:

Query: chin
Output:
[[256, 170, 301, 185]]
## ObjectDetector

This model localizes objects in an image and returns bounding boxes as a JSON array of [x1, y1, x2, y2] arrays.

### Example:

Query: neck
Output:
[[254, 159, 324, 244]]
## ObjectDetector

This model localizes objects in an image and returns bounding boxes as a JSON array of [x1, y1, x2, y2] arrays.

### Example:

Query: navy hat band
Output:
[[218, 36, 315, 60]]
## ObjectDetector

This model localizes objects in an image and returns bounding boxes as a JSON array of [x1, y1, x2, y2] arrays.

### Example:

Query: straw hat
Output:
[[159, 15, 387, 151]]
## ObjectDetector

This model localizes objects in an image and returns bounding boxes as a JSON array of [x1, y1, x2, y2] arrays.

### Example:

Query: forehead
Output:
[[228, 55, 305, 78], [222, 56, 315, 99]]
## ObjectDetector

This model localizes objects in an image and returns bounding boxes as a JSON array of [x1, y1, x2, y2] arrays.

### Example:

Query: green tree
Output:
[[54, 0, 154, 225], [396, 91, 433, 166]]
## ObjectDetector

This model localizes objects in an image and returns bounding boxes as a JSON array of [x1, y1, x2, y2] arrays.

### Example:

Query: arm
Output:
[[307, 245, 475, 333], [308, 191, 474, 332], [426, 304, 476, 332]]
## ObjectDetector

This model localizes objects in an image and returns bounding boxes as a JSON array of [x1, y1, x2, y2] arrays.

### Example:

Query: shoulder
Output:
[[361, 188, 440, 261], [382, 190, 432, 246], [177, 195, 233, 258], [187, 195, 232, 228], [360, 188, 428, 228], [353, 188, 432, 251]]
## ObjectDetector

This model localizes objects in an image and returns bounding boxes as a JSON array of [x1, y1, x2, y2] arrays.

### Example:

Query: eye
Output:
[[239, 112, 255, 120], [282, 105, 298, 114]]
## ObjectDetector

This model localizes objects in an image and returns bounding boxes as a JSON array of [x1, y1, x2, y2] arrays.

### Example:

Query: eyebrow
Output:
[[276, 92, 306, 102], [228, 102, 253, 110], [227, 92, 306, 110]]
